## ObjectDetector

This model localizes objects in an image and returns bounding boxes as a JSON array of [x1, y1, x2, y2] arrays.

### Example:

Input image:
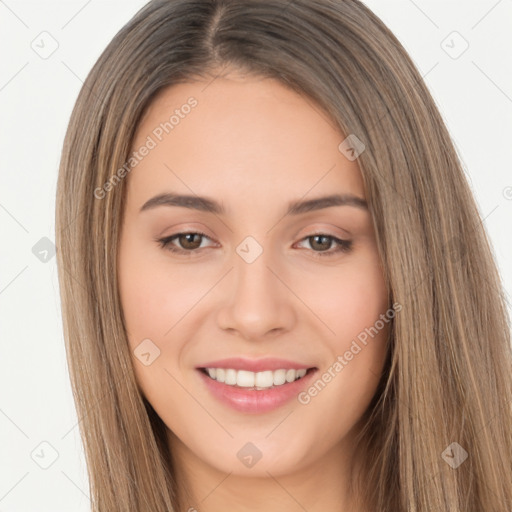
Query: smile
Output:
[[197, 365, 318, 414]]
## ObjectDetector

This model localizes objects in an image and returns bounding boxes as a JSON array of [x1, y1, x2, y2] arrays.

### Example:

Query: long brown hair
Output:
[[55, 1, 512, 510]]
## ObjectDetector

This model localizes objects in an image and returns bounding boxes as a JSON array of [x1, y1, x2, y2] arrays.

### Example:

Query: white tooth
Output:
[[255, 370, 274, 388], [237, 370, 255, 387], [285, 369, 297, 383], [273, 369, 287, 386], [225, 368, 237, 385], [207, 368, 308, 388], [216, 368, 226, 383]]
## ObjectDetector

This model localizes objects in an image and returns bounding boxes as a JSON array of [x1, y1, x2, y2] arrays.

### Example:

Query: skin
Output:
[[117, 70, 390, 512]]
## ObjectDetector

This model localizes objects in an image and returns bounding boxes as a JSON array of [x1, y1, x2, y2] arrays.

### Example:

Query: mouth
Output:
[[196, 362, 318, 414]]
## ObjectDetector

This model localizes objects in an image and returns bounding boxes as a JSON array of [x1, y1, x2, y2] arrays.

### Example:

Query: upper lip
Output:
[[197, 357, 317, 373]]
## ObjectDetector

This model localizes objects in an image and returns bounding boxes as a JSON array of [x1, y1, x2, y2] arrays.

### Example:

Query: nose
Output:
[[216, 249, 297, 341]]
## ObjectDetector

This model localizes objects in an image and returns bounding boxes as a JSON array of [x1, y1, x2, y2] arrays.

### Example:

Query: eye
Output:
[[294, 234, 353, 257], [156, 231, 353, 258], [157, 231, 216, 254]]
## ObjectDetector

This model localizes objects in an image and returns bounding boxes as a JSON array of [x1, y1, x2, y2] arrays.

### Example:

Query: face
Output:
[[118, 71, 390, 481]]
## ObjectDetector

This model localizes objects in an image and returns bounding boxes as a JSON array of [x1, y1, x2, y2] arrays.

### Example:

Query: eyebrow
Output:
[[139, 192, 368, 216]]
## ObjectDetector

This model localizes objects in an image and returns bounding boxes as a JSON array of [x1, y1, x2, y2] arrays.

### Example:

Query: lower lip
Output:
[[197, 368, 317, 414]]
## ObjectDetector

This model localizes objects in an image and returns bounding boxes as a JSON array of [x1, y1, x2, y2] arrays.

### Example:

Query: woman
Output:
[[55, 0, 512, 510]]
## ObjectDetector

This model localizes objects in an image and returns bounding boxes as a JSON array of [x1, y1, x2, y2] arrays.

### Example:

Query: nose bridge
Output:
[[233, 242, 281, 309], [216, 239, 296, 338], [234, 247, 274, 298]]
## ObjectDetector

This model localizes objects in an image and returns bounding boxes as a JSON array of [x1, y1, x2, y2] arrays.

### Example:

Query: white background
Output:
[[1, 0, 511, 510]]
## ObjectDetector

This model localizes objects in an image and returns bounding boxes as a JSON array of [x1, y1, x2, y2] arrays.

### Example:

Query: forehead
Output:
[[127, 75, 365, 208]]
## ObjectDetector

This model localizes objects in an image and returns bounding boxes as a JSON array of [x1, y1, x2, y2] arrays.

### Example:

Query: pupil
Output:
[[181, 233, 201, 249], [311, 235, 330, 251]]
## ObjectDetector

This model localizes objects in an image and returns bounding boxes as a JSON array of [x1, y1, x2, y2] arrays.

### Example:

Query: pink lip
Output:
[[197, 366, 318, 414], [196, 357, 315, 373]]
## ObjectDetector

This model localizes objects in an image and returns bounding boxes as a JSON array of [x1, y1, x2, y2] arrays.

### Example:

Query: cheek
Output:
[[118, 239, 209, 344], [117, 239, 198, 408], [118, 238, 221, 401], [296, 253, 388, 346], [292, 251, 389, 418]]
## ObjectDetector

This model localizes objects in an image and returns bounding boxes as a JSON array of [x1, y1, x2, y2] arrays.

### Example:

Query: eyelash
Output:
[[156, 231, 353, 258]]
